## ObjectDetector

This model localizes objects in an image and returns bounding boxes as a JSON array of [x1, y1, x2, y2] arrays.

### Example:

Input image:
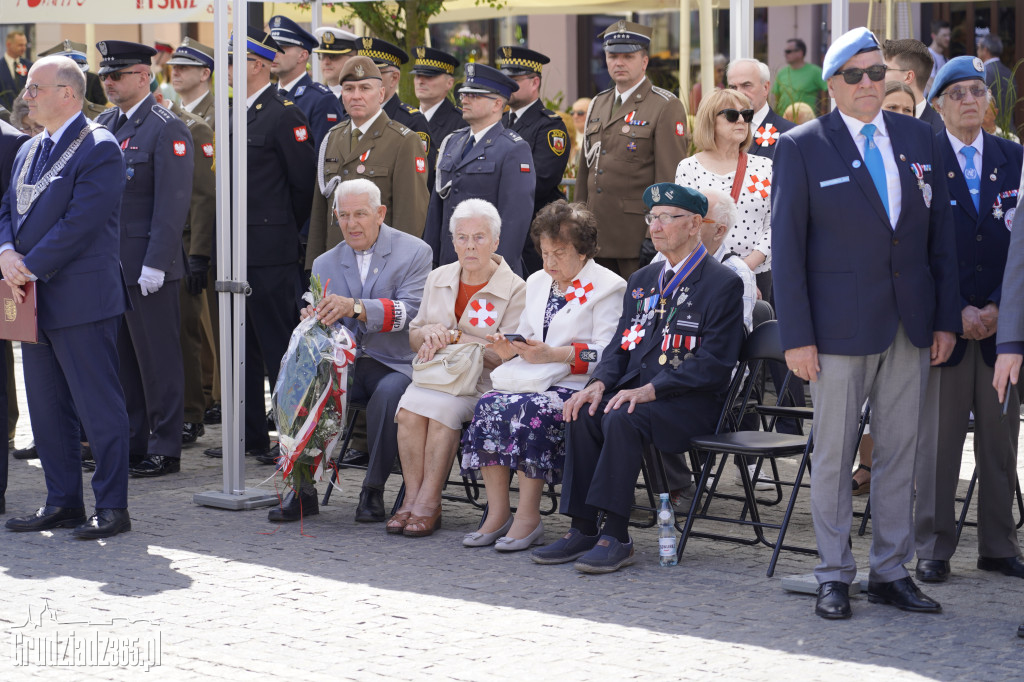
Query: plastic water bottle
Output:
[[658, 492, 677, 567]]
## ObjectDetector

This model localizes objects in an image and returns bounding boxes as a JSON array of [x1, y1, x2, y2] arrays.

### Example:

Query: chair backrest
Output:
[[752, 299, 775, 329], [739, 319, 785, 364]]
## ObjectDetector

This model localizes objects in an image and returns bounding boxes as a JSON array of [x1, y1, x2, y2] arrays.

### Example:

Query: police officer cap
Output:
[[411, 46, 459, 76], [39, 40, 89, 71], [930, 55, 987, 101], [167, 37, 215, 71], [496, 46, 550, 76], [458, 63, 518, 100], [314, 27, 357, 56], [228, 26, 283, 62], [357, 37, 408, 68], [599, 20, 652, 54], [339, 56, 383, 83], [96, 40, 157, 76], [268, 15, 318, 53], [643, 183, 708, 217], [822, 27, 881, 80]]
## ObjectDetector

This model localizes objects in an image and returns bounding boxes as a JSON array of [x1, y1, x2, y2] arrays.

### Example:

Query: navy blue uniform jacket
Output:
[[287, 72, 344, 148], [592, 256, 744, 401], [941, 130, 1022, 367], [0, 113, 129, 330], [503, 100, 570, 216], [771, 109, 961, 356], [749, 107, 795, 160]]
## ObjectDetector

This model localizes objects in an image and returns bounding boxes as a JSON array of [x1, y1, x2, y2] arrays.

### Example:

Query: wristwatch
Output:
[[352, 299, 363, 318]]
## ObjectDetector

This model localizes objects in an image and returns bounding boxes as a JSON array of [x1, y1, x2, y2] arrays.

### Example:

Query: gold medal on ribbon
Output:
[[659, 353, 667, 365]]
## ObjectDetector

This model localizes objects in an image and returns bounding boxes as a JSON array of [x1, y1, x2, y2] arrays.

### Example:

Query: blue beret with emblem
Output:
[[643, 183, 708, 217], [822, 27, 881, 80], [930, 55, 987, 102]]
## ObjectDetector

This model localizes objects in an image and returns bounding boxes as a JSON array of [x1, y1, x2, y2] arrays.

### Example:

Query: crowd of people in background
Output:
[[0, 15, 1023, 636]]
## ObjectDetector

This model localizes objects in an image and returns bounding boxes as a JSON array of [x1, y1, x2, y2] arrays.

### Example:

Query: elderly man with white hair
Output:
[[267, 178, 432, 524], [726, 58, 795, 160]]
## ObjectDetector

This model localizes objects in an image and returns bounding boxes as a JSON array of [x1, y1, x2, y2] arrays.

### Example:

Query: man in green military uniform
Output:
[[576, 20, 689, 277], [306, 56, 429, 270]]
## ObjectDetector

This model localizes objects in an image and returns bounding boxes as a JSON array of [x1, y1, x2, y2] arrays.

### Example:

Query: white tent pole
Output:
[[679, 0, 691, 107], [830, 0, 849, 112], [729, 0, 754, 61], [311, 0, 323, 82], [698, 0, 713, 106]]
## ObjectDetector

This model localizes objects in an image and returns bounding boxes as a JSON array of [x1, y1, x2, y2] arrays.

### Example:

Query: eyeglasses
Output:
[[833, 64, 888, 85], [645, 212, 688, 226], [571, 110, 587, 116], [102, 70, 148, 82], [459, 92, 498, 102], [24, 83, 68, 98], [717, 108, 755, 123], [783, 49, 801, 55], [942, 84, 988, 102]]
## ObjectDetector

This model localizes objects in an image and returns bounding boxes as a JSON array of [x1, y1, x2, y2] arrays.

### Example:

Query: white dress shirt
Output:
[[945, 128, 984, 182]]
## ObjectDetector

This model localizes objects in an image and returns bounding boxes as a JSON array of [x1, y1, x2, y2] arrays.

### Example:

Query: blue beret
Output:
[[96, 40, 157, 76], [643, 183, 708, 217], [822, 27, 881, 80], [930, 55, 986, 101], [459, 63, 518, 100], [268, 15, 318, 53]]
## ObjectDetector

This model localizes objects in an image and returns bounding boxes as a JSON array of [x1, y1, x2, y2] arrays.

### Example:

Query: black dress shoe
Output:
[[6, 505, 87, 532], [0, 494, 5, 514], [915, 558, 951, 583], [81, 444, 95, 471], [72, 509, 131, 539], [268, 487, 319, 522], [12, 444, 38, 460], [129, 455, 181, 478], [254, 444, 282, 466], [977, 555, 1024, 578], [815, 581, 852, 619], [204, 404, 221, 425], [341, 448, 369, 466], [182, 422, 205, 444], [354, 487, 385, 522], [867, 576, 941, 613]]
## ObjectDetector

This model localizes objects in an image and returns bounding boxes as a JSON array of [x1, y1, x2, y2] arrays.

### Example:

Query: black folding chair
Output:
[[675, 320, 818, 576]]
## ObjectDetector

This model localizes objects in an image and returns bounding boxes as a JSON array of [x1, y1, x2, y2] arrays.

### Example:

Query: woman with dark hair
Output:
[[882, 80, 916, 117], [459, 201, 625, 551]]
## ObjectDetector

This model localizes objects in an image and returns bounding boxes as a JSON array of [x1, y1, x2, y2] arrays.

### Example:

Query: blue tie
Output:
[[29, 138, 54, 184], [860, 124, 889, 219], [962, 145, 981, 212], [461, 134, 476, 161]]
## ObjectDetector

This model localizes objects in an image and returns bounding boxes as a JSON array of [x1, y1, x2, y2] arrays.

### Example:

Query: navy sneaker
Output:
[[574, 535, 636, 574], [531, 528, 600, 565]]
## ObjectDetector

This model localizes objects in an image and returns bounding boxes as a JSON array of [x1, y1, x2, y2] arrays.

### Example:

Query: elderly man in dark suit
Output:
[[270, 178, 431, 523], [772, 28, 960, 619], [1, 56, 131, 538], [914, 56, 1024, 585], [423, 63, 535, 276], [532, 183, 744, 574], [95, 41, 193, 478], [726, 58, 795, 159]]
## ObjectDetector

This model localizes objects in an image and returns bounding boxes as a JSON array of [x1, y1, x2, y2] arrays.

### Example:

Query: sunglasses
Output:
[[102, 70, 148, 82], [784, 49, 801, 54], [717, 108, 755, 123], [833, 64, 887, 85], [942, 84, 988, 102], [571, 110, 587, 116]]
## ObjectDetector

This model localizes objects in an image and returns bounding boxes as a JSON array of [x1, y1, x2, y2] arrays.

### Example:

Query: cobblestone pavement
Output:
[[1, 345, 1022, 680]]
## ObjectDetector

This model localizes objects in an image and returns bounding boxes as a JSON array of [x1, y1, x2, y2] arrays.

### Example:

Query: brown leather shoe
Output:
[[403, 508, 441, 537], [385, 510, 412, 534]]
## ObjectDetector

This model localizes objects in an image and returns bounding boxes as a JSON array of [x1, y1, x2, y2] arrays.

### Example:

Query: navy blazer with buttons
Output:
[[771, 108, 961, 356], [0, 113, 129, 330], [941, 130, 1022, 368]]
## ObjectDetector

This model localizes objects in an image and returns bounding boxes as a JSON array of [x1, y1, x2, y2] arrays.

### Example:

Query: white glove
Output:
[[138, 266, 165, 296]]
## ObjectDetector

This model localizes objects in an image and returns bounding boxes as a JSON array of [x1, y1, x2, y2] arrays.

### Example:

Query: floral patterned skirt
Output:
[[460, 387, 577, 484]]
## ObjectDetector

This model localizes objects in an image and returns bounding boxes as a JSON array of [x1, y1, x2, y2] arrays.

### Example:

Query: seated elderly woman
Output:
[[459, 202, 625, 551], [391, 199, 527, 537]]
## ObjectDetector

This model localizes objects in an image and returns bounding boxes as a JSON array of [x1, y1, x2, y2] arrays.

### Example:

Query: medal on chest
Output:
[[564, 278, 593, 305]]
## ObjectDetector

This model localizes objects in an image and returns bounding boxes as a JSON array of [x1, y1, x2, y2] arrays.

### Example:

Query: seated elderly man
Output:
[[532, 183, 745, 573], [268, 178, 432, 522]]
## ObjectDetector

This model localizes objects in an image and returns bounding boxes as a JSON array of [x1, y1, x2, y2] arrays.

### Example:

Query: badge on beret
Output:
[[354, 63, 365, 78], [417, 47, 426, 58], [547, 129, 567, 156], [616, 20, 626, 31], [650, 186, 661, 203], [173, 141, 187, 157], [293, 126, 309, 142], [665, 189, 674, 200], [503, 46, 512, 58], [973, 57, 984, 72], [415, 157, 426, 174]]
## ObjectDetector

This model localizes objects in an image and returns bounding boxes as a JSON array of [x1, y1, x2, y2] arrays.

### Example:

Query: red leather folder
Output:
[[0, 280, 37, 342]]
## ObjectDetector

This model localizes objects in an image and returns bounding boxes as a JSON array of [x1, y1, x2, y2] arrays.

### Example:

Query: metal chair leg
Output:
[[321, 406, 362, 506]]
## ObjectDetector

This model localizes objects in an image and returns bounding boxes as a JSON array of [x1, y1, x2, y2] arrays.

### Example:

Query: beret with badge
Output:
[[643, 182, 709, 217], [929, 55, 987, 102], [339, 56, 382, 83], [821, 26, 882, 80]]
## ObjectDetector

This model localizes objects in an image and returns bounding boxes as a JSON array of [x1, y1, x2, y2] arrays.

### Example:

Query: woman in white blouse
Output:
[[674, 88, 773, 297]]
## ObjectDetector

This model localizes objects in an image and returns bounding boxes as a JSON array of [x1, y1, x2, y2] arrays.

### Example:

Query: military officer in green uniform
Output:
[[576, 21, 689, 277], [306, 56, 429, 270]]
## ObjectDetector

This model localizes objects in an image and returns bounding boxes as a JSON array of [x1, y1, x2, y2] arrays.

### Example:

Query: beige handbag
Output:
[[411, 342, 485, 396], [490, 356, 569, 394]]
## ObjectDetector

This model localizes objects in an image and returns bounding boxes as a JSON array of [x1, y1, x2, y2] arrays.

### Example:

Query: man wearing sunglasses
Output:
[[917, 57, 1024, 588], [726, 58, 794, 160], [95, 40, 193, 480], [772, 27, 960, 620], [772, 38, 828, 118]]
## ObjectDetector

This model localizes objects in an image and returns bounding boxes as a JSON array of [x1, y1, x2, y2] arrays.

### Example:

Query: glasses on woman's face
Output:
[[943, 84, 988, 102], [717, 108, 754, 123], [833, 64, 888, 85]]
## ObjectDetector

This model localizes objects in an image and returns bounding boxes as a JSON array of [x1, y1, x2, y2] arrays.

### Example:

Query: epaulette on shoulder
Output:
[[388, 120, 412, 136], [311, 82, 332, 94], [651, 85, 676, 101], [185, 119, 196, 129], [151, 105, 175, 121], [547, 112, 561, 119], [505, 129, 524, 143], [596, 86, 614, 98], [401, 102, 420, 114]]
